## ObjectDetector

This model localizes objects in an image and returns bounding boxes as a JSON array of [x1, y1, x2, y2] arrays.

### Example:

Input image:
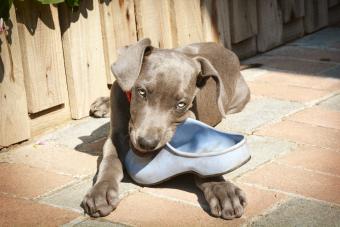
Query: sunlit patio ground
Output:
[[1, 25, 340, 226]]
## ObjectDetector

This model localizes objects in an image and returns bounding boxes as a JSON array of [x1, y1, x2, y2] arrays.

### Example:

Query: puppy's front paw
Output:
[[82, 181, 119, 217], [202, 181, 247, 220]]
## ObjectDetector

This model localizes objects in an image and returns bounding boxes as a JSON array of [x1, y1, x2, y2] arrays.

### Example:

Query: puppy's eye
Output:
[[137, 88, 146, 98], [176, 102, 187, 110]]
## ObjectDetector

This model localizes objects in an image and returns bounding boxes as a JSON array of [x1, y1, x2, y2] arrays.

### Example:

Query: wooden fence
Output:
[[1, 0, 340, 147]]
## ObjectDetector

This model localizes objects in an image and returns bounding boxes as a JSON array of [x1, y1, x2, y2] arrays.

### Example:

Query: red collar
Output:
[[125, 91, 132, 103]]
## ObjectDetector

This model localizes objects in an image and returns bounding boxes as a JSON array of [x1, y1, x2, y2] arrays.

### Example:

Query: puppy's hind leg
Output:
[[90, 97, 110, 118]]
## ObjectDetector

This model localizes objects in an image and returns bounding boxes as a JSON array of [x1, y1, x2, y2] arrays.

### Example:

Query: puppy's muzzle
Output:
[[137, 136, 159, 151]]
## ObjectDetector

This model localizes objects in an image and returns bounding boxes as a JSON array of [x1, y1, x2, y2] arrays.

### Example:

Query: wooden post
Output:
[[173, 0, 203, 46], [0, 7, 30, 146], [232, 36, 257, 59], [257, 0, 283, 52], [328, 0, 340, 8], [99, 0, 137, 84], [15, 1, 67, 114], [59, 0, 109, 119], [279, 0, 305, 23], [201, 0, 231, 49], [282, 18, 304, 43], [135, 0, 177, 48], [304, 0, 328, 33], [328, 4, 340, 25], [229, 0, 257, 44]]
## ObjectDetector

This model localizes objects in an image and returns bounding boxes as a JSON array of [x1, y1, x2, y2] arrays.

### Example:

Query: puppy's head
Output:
[[111, 39, 227, 155]]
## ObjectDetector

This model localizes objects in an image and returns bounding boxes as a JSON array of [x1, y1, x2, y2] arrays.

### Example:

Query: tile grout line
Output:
[[141, 190, 209, 210], [240, 196, 292, 227], [33, 175, 93, 201], [288, 43, 340, 52], [263, 52, 340, 66], [251, 91, 340, 135], [232, 139, 340, 182], [239, 181, 340, 208], [229, 141, 298, 181], [272, 160, 340, 179]]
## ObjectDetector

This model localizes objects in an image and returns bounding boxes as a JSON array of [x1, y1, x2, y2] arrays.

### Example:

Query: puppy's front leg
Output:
[[82, 138, 123, 217], [195, 175, 247, 220]]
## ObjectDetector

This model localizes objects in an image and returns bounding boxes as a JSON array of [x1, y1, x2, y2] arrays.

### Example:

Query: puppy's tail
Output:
[[240, 63, 262, 71]]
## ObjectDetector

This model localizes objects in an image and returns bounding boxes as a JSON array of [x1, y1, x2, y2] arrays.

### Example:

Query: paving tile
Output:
[[40, 178, 93, 212], [237, 183, 287, 218], [289, 27, 340, 49], [256, 120, 340, 150], [225, 136, 297, 179], [247, 198, 340, 227], [287, 106, 340, 130], [141, 175, 204, 207], [277, 145, 340, 176], [40, 178, 140, 212], [322, 65, 340, 79], [0, 143, 98, 177], [253, 71, 340, 91], [318, 94, 340, 111], [71, 218, 130, 227], [38, 117, 110, 150], [106, 192, 244, 227], [247, 81, 332, 102], [243, 55, 336, 75], [240, 162, 340, 204], [143, 181, 287, 220], [264, 45, 340, 63], [240, 68, 270, 82], [216, 97, 303, 133], [0, 163, 74, 199], [0, 195, 78, 227]]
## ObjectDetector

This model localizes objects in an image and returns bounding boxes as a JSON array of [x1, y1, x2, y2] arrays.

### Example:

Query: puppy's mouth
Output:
[[129, 141, 163, 157]]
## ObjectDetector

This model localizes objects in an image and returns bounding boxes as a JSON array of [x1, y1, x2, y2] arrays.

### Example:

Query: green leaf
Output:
[[35, 0, 65, 4], [65, 0, 80, 7], [0, 0, 13, 20]]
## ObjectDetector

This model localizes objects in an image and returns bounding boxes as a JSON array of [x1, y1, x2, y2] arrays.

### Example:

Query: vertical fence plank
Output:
[[135, 0, 177, 48], [282, 18, 304, 42], [100, 0, 137, 84], [328, 0, 340, 8], [0, 7, 30, 146], [230, 0, 257, 44], [15, 1, 66, 114], [328, 4, 340, 25], [173, 0, 203, 46], [279, 0, 305, 23], [59, 0, 109, 119], [304, 0, 328, 33], [257, 0, 283, 52], [232, 36, 257, 59], [201, 0, 231, 49], [201, 0, 219, 43]]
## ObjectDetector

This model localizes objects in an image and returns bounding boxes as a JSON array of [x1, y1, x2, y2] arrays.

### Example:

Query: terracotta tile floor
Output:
[[1, 27, 340, 226]]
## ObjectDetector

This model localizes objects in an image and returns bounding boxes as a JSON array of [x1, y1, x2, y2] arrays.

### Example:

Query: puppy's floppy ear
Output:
[[111, 38, 152, 91], [194, 56, 227, 117]]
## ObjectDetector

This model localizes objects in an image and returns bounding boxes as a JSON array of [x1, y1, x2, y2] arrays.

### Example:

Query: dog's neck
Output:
[[125, 91, 132, 103]]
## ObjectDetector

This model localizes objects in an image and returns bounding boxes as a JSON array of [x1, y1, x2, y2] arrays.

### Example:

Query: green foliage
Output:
[[0, 0, 12, 20], [36, 0, 64, 4], [65, 0, 81, 7], [0, 0, 81, 21], [36, 0, 80, 7]]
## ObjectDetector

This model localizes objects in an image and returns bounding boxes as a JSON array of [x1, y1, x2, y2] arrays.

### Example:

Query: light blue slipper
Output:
[[125, 118, 251, 185]]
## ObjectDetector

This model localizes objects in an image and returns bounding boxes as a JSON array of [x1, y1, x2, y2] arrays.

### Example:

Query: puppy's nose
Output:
[[137, 137, 159, 151]]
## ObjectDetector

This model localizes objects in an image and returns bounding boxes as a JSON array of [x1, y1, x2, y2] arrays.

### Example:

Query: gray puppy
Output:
[[83, 38, 251, 220]]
